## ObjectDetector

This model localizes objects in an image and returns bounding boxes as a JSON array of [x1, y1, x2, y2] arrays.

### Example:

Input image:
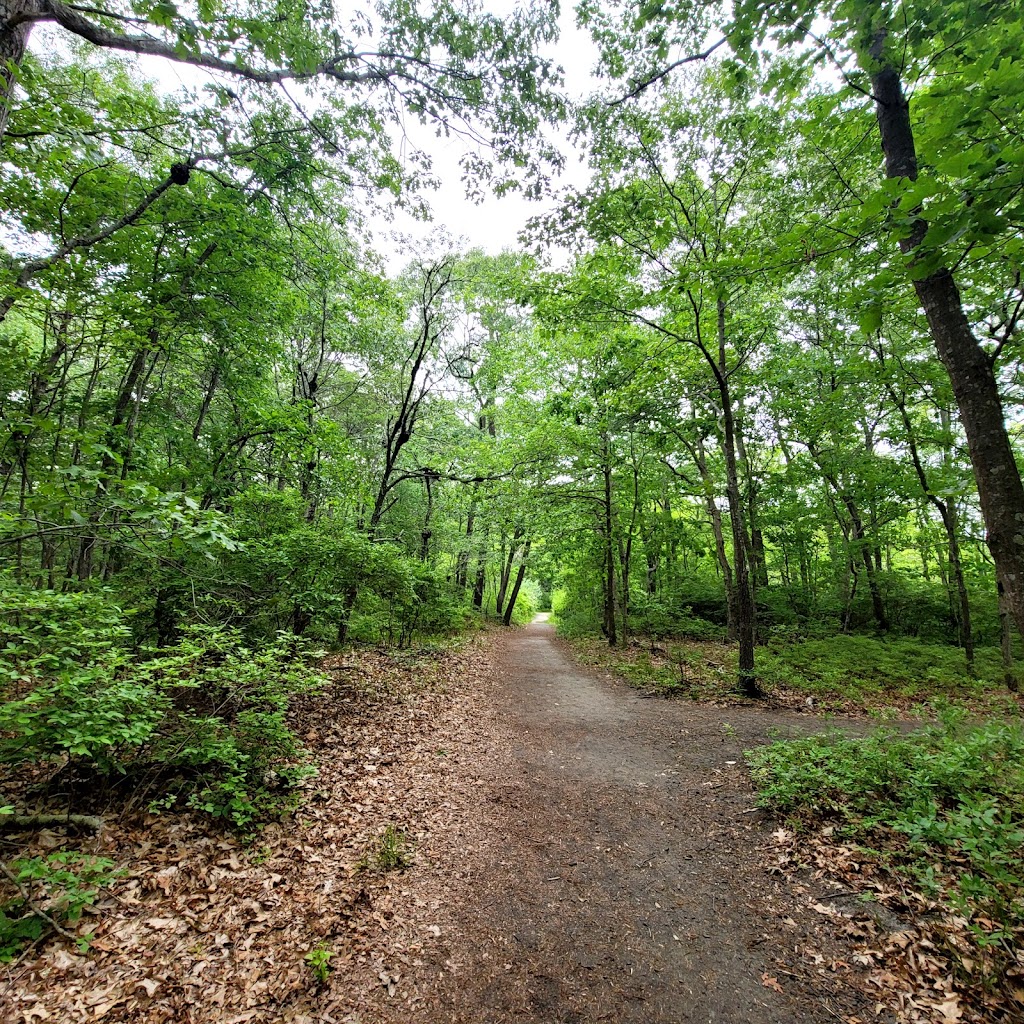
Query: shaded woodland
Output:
[[1, 0, 1023, 1019]]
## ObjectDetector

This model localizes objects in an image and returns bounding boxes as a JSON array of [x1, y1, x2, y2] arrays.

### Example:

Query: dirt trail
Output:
[[384, 621, 870, 1024]]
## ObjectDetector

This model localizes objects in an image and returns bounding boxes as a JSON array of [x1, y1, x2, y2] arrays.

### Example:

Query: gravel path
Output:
[[382, 620, 872, 1024]]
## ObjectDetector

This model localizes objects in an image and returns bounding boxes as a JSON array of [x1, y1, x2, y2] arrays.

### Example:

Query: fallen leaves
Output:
[[762, 823, 1024, 1023], [0, 636, 499, 1023]]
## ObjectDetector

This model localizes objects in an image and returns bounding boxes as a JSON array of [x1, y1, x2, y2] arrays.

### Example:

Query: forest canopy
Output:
[[2, 0, 1024, 1009]]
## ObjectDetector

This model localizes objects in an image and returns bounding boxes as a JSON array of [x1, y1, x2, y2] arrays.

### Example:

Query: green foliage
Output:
[[757, 635, 1004, 698], [304, 941, 334, 984], [748, 709, 1024, 976], [0, 852, 119, 961], [0, 588, 322, 827], [0, 582, 131, 684], [359, 824, 413, 873]]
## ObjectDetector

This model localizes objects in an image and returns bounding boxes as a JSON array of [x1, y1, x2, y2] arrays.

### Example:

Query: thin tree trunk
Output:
[[495, 526, 522, 616], [889, 390, 974, 667], [999, 579, 1018, 692], [472, 524, 488, 611], [601, 436, 617, 647], [455, 497, 476, 590], [716, 298, 759, 697], [502, 539, 532, 627]]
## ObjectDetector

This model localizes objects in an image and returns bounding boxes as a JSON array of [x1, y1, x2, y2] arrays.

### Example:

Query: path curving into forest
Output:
[[386, 620, 868, 1024]]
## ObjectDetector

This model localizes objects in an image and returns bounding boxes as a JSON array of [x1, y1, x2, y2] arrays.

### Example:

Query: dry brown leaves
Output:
[[0, 634, 500, 1023], [763, 826, 1024, 1024]]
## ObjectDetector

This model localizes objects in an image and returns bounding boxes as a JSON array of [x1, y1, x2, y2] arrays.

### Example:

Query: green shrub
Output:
[[747, 709, 1024, 978], [0, 581, 130, 686], [757, 634, 1002, 698], [0, 851, 119, 961], [0, 590, 323, 828]]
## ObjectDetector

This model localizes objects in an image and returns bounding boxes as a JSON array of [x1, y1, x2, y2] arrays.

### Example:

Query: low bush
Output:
[[747, 707, 1024, 988], [757, 634, 1002, 698], [0, 850, 120, 961], [1, 585, 322, 828]]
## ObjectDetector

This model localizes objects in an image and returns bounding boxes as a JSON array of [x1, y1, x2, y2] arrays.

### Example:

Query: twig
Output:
[[0, 861, 77, 942], [0, 813, 104, 832]]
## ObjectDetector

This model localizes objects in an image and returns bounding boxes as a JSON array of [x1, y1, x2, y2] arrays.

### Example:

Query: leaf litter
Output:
[[3, 626, 1017, 1023], [0, 636, 498, 1023]]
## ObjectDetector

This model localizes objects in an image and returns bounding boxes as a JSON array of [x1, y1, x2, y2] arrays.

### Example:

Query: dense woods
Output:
[[2, 0, 1023, 1019]]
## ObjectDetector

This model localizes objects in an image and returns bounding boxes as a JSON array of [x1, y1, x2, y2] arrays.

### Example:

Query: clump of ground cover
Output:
[[757, 635, 1006, 699], [564, 630, 1017, 713], [748, 706, 1024, 1010]]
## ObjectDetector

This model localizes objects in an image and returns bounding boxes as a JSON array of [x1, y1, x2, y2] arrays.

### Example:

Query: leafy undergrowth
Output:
[[0, 637, 496, 1022], [749, 709, 1024, 1023], [564, 632, 1022, 716]]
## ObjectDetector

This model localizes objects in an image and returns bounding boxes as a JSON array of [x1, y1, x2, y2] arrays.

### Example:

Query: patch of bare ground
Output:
[[3, 623, 1000, 1023], [361, 622, 894, 1024]]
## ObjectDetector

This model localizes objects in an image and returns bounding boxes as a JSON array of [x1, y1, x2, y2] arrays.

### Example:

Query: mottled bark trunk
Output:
[[0, 0, 34, 142]]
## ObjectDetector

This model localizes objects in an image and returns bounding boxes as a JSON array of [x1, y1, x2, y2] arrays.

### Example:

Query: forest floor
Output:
[[1, 620, 981, 1023]]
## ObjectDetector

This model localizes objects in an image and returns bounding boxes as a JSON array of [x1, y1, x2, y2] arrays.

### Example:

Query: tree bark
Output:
[[716, 298, 759, 697], [502, 539, 531, 626], [868, 34, 1024, 638], [0, 0, 33, 141], [889, 390, 974, 666], [601, 435, 617, 647]]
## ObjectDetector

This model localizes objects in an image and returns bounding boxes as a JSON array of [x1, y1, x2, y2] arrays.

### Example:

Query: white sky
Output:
[[32, 5, 598, 273], [372, 9, 597, 271]]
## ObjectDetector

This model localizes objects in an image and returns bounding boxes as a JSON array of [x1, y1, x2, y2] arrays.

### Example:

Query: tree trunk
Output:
[[716, 299, 759, 697], [692, 429, 737, 639], [0, 0, 34, 141], [601, 437, 617, 647], [471, 522, 488, 611], [869, 36, 1024, 638], [842, 493, 889, 633], [502, 539, 531, 627], [734, 416, 768, 588], [495, 526, 522, 616], [889, 391, 974, 667], [455, 498, 476, 590], [999, 579, 1018, 692]]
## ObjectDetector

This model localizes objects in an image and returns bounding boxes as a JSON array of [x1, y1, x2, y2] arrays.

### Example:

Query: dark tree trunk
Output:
[[472, 524, 488, 611], [842, 494, 889, 633], [495, 526, 522, 617], [0, 0, 34, 141], [716, 300, 759, 698], [869, 35, 1024, 638], [455, 499, 476, 590], [999, 579, 1018, 692], [601, 437, 617, 647], [889, 391, 974, 668], [502, 539, 531, 627], [690, 428, 737, 639]]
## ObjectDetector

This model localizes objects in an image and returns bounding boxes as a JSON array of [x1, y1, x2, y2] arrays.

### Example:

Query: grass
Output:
[[758, 634, 1007, 698], [358, 824, 413, 873], [565, 631, 1019, 713]]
